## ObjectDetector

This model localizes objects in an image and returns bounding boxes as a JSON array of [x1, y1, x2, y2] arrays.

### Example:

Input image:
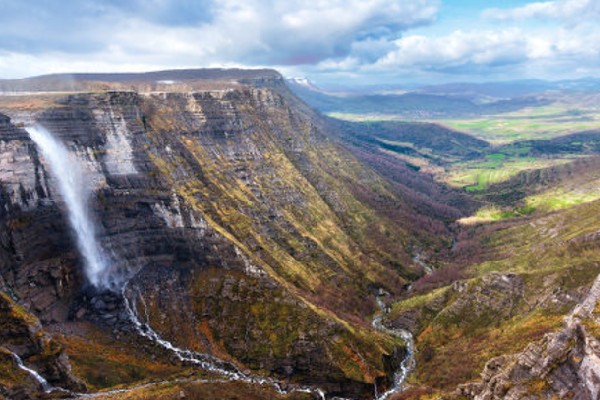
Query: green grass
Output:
[[390, 287, 450, 315], [436, 105, 600, 144], [459, 163, 600, 223], [525, 186, 600, 212], [326, 112, 402, 122], [459, 205, 535, 224], [460, 190, 600, 224], [447, 157, 569, 192], [485, 153, 506, 161]]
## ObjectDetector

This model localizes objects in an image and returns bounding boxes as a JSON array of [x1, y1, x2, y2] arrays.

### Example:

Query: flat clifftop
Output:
[[0, 68, 284, 93], [0, 70, 295, 123]]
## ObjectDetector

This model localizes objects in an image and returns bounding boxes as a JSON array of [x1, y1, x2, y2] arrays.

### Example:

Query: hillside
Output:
[[0, 69, 598, 400], [286, 79, 549, 120], [0, 69, 463, 399], [387, 195, 600, 398]]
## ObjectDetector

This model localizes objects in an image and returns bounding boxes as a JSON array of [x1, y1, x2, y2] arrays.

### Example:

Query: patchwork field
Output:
[[330, 99, 600, 229], [445, 154, 574, 192], [437, 105, 600, 144]]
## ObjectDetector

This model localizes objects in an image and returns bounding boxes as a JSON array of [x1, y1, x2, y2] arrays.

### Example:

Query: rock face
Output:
[[457, 274, 600, 400], [0, 114, 80, 325], [0, 71, 450, 398], [0, 292, 85, 398]]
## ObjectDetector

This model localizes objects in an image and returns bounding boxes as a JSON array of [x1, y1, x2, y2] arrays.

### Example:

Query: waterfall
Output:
[[26, 124, 327, 399], [11, 352, 52, 392], [27, 125, 109, 288]]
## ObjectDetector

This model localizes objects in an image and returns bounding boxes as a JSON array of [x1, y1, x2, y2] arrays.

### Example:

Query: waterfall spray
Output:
[[27, 125, 109, 288]]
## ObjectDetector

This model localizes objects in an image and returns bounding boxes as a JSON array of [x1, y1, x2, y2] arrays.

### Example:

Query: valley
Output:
[[0, 69, 598, 400]]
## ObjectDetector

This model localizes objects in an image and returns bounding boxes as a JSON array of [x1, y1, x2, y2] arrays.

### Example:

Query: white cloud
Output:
[[1, 0, 599, 84], [372, 29, 530, 70], [0, 0, 440, 78], [329, 24, 600, 83], [483, 0, 600, 24]]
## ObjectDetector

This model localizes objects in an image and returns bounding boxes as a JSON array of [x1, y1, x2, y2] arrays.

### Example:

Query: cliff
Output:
[[0, 70, 453, 398]]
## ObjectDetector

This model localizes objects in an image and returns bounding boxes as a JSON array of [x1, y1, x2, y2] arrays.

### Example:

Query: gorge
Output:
[[0, 69, 598, 400]]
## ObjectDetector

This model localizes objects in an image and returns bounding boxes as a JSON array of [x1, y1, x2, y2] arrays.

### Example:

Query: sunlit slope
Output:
[[389, 196, 600, 396], [0, 79, 454, 396]]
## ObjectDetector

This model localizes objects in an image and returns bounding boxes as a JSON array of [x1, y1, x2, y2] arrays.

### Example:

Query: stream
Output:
[[121, 282, 327, 400], [10, 352, 52, 393], [372, 294, 415, 400]]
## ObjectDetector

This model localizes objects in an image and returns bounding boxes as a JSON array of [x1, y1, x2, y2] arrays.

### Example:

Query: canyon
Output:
[[0, 69, 598, 399]]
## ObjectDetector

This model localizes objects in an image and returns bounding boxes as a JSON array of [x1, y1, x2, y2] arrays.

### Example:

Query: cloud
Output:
[[323, 25, 600, 83], [483, 0, 600, 24], [0, 0, 439, 78], [1, 0, 599, 84], [373, 29, 529, 71]]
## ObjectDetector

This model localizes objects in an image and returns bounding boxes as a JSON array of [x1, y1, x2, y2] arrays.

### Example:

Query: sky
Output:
[[0, 0, 599, 87]]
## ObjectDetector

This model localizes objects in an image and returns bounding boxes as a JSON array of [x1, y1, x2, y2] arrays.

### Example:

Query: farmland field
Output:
[[437, 106, 600, 144], [445, 155, 574, 192]]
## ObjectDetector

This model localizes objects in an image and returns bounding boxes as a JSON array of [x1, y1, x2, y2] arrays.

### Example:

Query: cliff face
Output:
[[2, 70, 599, 399], [0, 72, 450, 398], [0, 114, 80, 325], [458, 274, 600, 400]]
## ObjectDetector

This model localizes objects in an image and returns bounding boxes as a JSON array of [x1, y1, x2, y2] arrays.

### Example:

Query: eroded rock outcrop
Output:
[[457, 274, 600, 400], [0, 292, 85, 398]]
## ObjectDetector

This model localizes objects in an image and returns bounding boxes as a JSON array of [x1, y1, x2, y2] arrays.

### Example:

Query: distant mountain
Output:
[[285, 77, 322, 92], [286, 77, 600, 119], [286, 80, 548, 119], [417, 78, 600, 100]]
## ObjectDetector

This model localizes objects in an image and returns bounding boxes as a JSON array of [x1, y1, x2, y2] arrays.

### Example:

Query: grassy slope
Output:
[[137, 89, 415, 389], [460, 156, 600, 223], [141, 90, 438, 311], [388, 198, 600, 396], [55, 323, 185, 391]]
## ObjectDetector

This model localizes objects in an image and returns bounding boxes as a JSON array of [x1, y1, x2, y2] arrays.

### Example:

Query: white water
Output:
[[27, 126, 109, 288], [26, 124, 327, 399], [122, 283, 326, 399], [23, 125, 388, 399], [373, 295, 415, 400], [11, 352, 52, 392]]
